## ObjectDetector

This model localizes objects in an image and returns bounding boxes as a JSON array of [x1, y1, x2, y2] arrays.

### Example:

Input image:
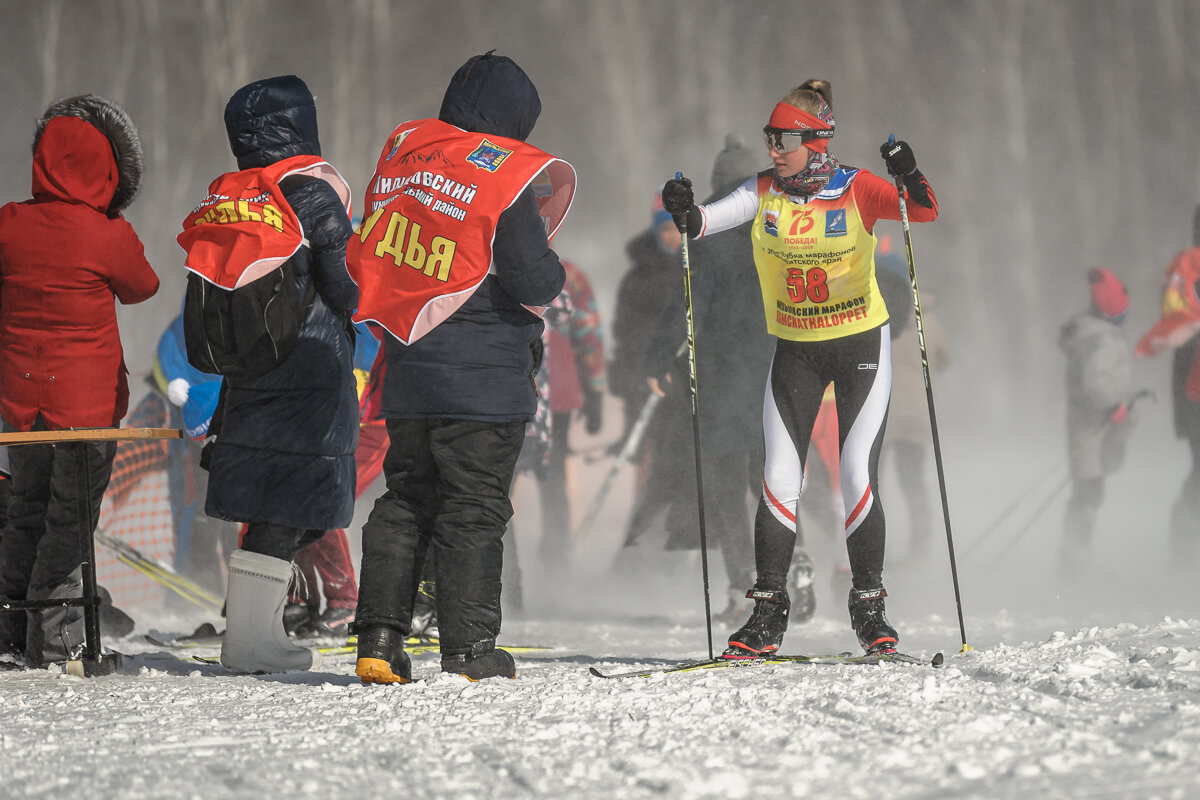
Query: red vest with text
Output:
[[178, 154, 352, 288], [348, 118, 575, 344]]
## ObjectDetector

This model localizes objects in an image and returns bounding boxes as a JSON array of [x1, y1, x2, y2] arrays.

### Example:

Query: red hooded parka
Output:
[[0, 115, 159, 430]]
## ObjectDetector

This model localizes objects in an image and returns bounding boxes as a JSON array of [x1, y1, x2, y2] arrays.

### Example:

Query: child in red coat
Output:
[[0, 95, 158, 667]]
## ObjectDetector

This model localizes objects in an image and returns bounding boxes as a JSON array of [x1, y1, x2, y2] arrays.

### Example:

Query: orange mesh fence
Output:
[[96, 393, 177, 611], [97, 469, 176, 610]]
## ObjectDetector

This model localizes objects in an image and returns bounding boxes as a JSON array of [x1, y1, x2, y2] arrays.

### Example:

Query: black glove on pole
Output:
[[884, 134, 970, 654], [675, 171, 714, 660], [880, 139, 917, 176], [661, 176, 698, 235]]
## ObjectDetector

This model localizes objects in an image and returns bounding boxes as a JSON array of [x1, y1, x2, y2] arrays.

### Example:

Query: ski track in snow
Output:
[[3, 613, 1200, 799]]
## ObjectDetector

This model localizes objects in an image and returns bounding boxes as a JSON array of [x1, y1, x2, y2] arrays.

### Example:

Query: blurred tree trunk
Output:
[[37, 0, 63, 106]]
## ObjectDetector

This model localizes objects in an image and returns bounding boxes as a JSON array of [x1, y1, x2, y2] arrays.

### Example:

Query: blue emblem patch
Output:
[[825, 209, 847, 237], [763, 209, 780, 237], [467, 139, 513, 172]]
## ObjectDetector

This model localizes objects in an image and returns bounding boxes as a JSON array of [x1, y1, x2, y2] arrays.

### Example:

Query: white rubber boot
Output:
[[220, 549, 320, 673]]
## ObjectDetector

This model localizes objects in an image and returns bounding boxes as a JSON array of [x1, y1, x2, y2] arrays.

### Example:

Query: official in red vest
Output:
[[351, 53, 569, 683], [0, 95, 158, 667], [203, 75, 359, 675]]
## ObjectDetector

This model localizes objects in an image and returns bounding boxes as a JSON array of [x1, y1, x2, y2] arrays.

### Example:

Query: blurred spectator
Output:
[[643, 135, 773, 622], [1059, 268, 1136, 572], [539, 261, 606, 566], [153, 311, 237, 598], [611, 195, 693, 547]]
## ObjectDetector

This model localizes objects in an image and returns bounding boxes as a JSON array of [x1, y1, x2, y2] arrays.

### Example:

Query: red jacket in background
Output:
[[0, 115, 159, 430]]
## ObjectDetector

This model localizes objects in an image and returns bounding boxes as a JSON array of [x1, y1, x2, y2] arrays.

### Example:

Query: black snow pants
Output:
[[0, 417, 115, 663], [355, 418, 525, 656]]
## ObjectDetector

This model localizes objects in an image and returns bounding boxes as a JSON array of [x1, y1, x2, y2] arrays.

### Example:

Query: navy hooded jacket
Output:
[[204, 75, 360, 530], [379, 54, 566, 422]]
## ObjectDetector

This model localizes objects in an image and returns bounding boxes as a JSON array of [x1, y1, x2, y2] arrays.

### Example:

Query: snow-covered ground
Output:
[[3, 604, 1200, 799], [3, 404, 1198, 799]]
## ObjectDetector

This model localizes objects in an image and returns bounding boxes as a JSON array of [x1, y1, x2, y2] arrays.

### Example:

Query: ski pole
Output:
[[677, 172, 715, 661], [572, 339, 689, 542], [573, 389, 663, 541], [887, 137, 970, 653], [960, 417, 1110, 561], [971, 389, 1154, 562], [990, 471, 1073, 562]]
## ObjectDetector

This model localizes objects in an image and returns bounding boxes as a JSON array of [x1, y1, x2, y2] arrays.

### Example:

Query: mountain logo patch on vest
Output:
[[467, 139, 514, 172], [386, 129, 416, 161], [825, 209, 847, 237], [763, 208, 780, 237]]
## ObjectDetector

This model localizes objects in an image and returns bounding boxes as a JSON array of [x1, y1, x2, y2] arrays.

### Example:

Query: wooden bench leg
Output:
[[66, 442, 120, 677]]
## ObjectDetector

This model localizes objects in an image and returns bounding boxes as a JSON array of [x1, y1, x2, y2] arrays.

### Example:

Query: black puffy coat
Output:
[[379, 54, 565, 422], [609, 229, 681, 409], [204, 75, 359, 530]]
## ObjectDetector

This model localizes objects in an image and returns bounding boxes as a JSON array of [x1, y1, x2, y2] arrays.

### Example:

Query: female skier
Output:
[[660, 79, 938, 657]]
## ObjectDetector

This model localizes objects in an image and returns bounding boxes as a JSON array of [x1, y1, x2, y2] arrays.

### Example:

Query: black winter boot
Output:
[[356, 625, 412, 684], [722, 588, 790, 659], [848, 586, 899, 654], [441, 642, 515, 681]]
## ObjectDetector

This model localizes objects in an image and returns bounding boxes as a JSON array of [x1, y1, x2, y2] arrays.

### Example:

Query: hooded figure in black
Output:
[[353, 53, 565, 682], [203, 75, 358, 674], [640, 135, 775, 619]]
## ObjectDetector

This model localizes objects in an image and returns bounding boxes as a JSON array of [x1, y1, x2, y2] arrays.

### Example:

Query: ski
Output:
[[146, 633, 433, 651], [94, 530, 224, 612], [588, 650, 943, 679]]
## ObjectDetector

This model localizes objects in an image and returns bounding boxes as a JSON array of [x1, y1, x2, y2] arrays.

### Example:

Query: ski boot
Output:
[[790, 555, 816, 624], [282, 603, 314, 638], [297, 606, 355, 639], [848, 586, 899, 655], [441, 642, 515, 681], [722, 588, 790, 659], [356, 625, 412, 685]]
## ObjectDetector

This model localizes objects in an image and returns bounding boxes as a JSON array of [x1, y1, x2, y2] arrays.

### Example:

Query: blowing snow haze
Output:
[[1, 0, 1198, 623]]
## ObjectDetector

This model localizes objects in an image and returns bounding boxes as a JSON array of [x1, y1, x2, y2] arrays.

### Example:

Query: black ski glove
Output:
[[661, 176, 694, 214], [661, 176, 695, 233], [880, 139, 917, 177]]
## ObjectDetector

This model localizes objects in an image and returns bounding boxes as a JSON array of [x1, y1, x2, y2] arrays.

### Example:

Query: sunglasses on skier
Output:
[[762, 127, 832, 153]]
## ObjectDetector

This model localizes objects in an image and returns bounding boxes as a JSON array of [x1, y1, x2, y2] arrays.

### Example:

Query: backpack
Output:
[[179, 170, 316, 379]]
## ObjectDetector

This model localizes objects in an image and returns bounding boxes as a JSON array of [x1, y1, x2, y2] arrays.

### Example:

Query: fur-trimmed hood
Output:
[[34, 94, 143, 217]]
